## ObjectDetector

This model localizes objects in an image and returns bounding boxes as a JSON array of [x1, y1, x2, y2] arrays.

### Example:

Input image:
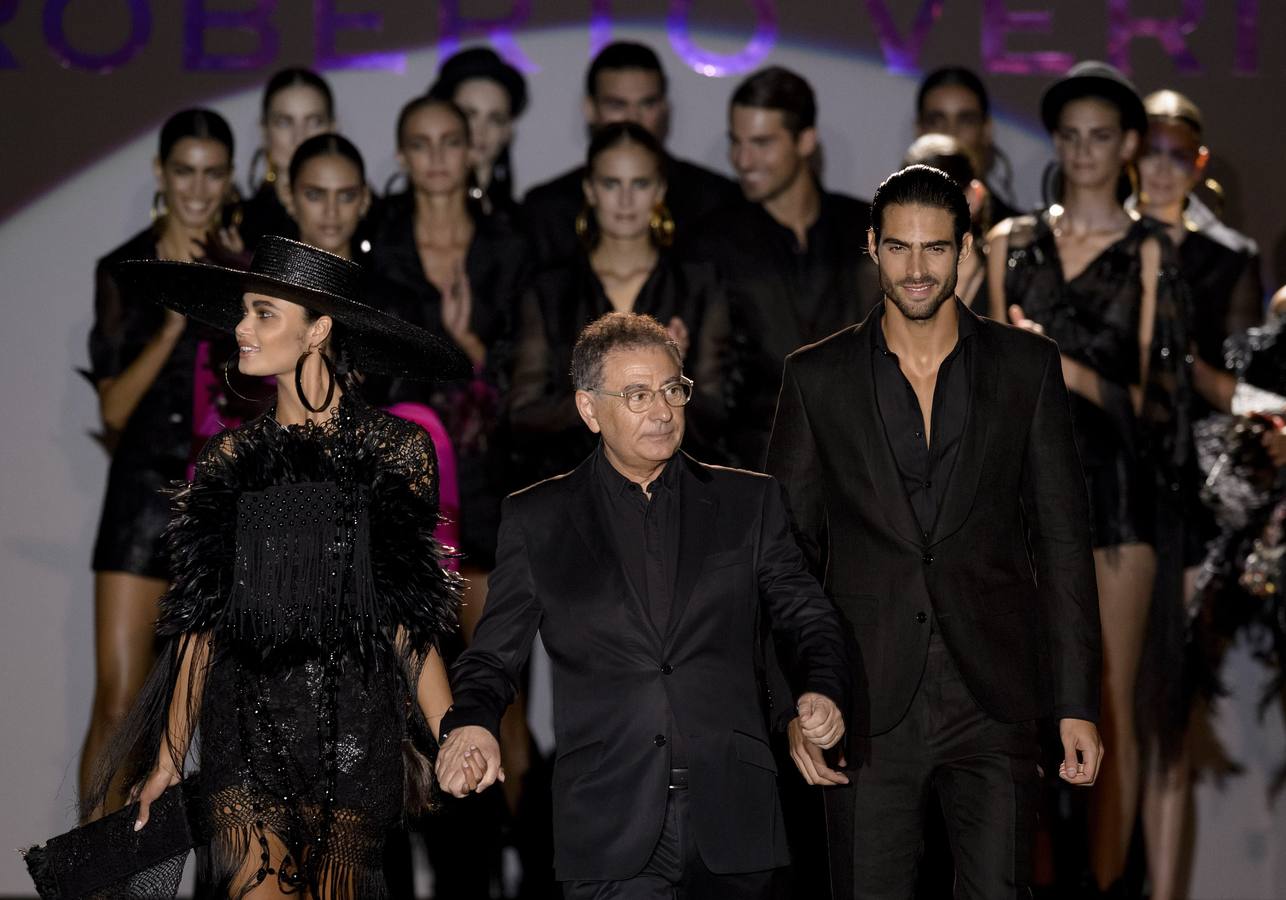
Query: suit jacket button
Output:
[[661, 663, 674, 675], [916, 612, 927, 624], [654, 735, 667, 747]]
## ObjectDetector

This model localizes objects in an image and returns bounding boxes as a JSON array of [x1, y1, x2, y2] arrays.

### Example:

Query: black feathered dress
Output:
[[100, 393, 460, 898]]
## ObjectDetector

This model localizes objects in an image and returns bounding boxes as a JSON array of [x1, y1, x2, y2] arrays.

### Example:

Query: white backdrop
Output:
[[0, 24, 1280, 896]]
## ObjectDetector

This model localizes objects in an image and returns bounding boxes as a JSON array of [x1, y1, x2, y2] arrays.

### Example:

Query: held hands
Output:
[[1058, 717, 1103, 786], [132, 765, 181, 831], [788, 693, 850, 787], [434, 725, 506, 798]]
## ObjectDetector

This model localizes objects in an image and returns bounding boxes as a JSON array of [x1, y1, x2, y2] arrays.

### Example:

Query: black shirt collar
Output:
[[594, 443, 678, 498], [872, 297, 976, 355]]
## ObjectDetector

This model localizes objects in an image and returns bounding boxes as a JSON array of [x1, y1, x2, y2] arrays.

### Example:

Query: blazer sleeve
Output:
[[765, 356, 828, 580], [1022, 343, 1102, 722], [440, 494, 543, 739], [756, 477, 851, 715]]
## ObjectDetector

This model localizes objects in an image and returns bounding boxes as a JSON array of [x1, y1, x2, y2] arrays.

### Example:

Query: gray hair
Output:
[[571, 312, 680, 391]]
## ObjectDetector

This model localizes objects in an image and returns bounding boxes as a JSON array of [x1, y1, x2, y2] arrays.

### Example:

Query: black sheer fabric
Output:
[[86, 395, 460, 898], [88, 228, 259, 578], [1193, 319, 1286, 731], [367, 191, 529, 566], [1003, 210, 1195, 761], [1001, 210, 1192, 549], [506, 251, 730, 487]]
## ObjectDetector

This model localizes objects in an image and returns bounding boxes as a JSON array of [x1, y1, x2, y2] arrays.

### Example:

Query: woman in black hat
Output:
[[81, 107, 252, 816], [987, 61, 1191, 891], [84, 236, 471, 898], [429, 46, 528, 221]]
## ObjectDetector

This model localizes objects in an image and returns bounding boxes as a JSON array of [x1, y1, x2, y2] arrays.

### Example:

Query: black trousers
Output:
[[825, 632, 1040, 900], [562, 786, 777, 900]]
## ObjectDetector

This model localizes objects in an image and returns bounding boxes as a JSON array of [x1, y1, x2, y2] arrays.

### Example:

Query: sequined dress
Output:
[[96, 394, 459, 898]]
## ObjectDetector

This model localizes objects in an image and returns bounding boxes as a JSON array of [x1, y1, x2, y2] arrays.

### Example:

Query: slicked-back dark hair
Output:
[[730, 66, 816, 136], [159, 108, 235, 162], [916, 66, 990, 119], [396, 94, 469, 148], [586, 41, 667, 98], [261, 66, 335, 121], [572, 312, 679, 392], [288, 132, 366, 186], [870, 164, 972, 250]]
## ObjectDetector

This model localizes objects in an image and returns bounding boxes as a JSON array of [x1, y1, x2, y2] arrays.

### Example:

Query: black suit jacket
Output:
[[440, 452, 850, 880], [766, 305, 1101, 737]]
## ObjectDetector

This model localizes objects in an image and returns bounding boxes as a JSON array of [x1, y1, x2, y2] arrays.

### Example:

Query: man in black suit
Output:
[[522, 42, 739, 269], [767, 165, 1103, 898], [691, 66, 881, 469], [436, 312, 851, 898]]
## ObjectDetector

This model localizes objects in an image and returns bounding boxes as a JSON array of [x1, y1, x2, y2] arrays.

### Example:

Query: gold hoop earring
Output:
[[264, 159, 278, 185], [150, 191, 167, 222], [649, 203, 675, 248], [575, 206, 592, 248]]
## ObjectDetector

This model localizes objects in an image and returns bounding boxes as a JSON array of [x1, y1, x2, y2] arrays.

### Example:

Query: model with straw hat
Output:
[[57, 236, 471, 898]]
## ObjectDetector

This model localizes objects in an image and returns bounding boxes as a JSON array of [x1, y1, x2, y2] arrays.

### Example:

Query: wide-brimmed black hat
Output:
[[1040, 60, 1147, 136], [110, 235, 470, 382], [429, 47, 528, 117]]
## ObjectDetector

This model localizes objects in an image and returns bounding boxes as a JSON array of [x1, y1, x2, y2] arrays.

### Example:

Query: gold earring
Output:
[[150, 191, 167, 222], [264, 158, 278, 185], [575, 206, 591, 244], [649, 203, 675, 248]]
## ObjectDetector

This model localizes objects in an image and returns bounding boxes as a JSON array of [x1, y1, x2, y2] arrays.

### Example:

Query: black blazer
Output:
[[766, 305, 1101, 737], [440, 452, 851, 880]]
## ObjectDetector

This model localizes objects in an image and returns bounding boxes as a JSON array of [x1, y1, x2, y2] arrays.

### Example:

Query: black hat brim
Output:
[[1041, 73, 1148, 136], [110, 258, 471, 382]]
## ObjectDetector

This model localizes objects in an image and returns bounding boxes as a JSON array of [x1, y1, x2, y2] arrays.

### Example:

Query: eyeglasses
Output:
[[591, 376, 694, 413]]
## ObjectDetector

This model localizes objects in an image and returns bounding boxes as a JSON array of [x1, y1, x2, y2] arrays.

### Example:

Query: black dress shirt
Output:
[[871, 300, 976, 538], [594, 447, 687, 765], [690, 188, 881, 468]]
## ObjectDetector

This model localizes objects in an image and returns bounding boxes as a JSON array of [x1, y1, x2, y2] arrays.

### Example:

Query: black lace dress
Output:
[[99, 395, 459, 898]]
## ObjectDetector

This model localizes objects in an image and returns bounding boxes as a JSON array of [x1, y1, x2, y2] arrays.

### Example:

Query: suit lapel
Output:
[[665, 455, 719, 644], [846, 315, 924, 546], [566, 458, 664, 648], [931, 313, 996, 545]]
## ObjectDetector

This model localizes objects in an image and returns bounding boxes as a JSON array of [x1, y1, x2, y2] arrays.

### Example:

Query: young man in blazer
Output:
[[767, 165, 1103, 898], [436, 312, 851, 899]]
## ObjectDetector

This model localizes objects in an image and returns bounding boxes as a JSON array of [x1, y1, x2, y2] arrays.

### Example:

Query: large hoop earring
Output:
[[574, 206, 591, 247], [649, 203, 675, 248], [295, 350, 336, 414], [150, 191, 167, 222], [222, 351, 273, 403]]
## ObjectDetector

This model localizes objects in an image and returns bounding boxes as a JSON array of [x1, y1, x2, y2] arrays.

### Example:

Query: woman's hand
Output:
[[132, 766, 180, 831], [441, 261, 486, 367]]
